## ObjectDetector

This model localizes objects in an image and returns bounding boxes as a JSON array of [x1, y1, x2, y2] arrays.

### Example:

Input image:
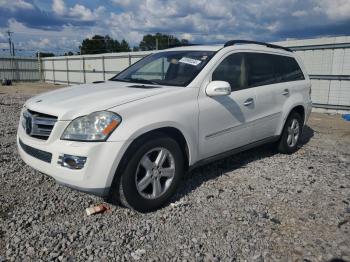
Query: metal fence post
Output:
[[52, 59, 55, 84], [37, 52, 42, 82], [82, 56, 86, 84], [128, 54, 131, 66], [102, 56, 105, 81], [66, 57, 70, 85], [10, 55, 14, 81]]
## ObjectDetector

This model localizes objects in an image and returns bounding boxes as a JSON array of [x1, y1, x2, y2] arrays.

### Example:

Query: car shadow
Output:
[[171, 125, 315, 203], [299, 125, 314, 146]]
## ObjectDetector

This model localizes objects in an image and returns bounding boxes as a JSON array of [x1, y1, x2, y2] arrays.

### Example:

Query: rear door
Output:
[[245, 52, 282, 141], [247, 53, 307, 142], [270, 55, 306, 131]]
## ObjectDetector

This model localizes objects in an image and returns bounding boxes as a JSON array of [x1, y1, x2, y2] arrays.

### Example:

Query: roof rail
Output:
[[224, 40, 293, 52]]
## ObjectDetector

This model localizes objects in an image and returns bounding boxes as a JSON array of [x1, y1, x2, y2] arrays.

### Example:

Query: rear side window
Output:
[[212, 52, 305, 91], [245, 53, 278, 87], [273, 55, 305, 82], [245, 52, 305, 87]]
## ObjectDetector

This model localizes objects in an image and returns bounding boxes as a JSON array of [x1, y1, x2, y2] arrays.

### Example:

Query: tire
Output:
[[277, 112, 303, 154], [109, 133, 184, 212]]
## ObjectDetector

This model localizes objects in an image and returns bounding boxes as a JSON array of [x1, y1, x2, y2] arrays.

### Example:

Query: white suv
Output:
[[17, 40, 312, 212]]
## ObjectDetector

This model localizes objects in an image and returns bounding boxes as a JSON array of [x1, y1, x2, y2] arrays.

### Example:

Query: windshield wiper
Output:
[[124, 78, 160, 85]]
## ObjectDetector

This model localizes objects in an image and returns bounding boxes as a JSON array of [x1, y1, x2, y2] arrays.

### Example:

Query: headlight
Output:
[[61, 111, 122, 141]]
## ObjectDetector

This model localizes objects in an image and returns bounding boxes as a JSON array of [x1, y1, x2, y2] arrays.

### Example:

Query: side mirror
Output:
[[206, 81, 231, 97]]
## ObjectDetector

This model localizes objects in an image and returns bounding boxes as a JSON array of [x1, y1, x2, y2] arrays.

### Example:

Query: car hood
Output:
[[25, 81, 177, 120]]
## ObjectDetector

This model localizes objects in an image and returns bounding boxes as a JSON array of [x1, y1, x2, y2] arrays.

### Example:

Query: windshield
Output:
[[111, 50, 215, 87]]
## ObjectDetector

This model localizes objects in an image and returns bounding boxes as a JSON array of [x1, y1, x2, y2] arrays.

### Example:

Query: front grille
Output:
[[19, 139, 52, 163], [22, 110, 57, 140]]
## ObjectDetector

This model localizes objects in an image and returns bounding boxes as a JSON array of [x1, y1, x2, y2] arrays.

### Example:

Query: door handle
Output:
[[243, 98, 254, 106], [282, 89, 289, 96]]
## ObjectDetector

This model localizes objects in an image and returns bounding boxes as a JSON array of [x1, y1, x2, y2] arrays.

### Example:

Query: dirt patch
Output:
[[0, 81, 65, 96]]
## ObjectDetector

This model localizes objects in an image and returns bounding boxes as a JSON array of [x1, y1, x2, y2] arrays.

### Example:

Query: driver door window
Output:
[[212, 53, 247, 91]]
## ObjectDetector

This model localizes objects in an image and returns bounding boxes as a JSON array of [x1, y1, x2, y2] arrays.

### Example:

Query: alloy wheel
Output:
[[287, 119, 300, 147], [135, 147, 176, 199]]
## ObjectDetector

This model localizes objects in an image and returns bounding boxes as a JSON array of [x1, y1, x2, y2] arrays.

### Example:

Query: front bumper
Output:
[[17, 123, 129, 197]]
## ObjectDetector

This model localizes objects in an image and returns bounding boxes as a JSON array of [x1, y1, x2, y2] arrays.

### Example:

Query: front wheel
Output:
[[277, 112, 303, 154], [109, 134, 184, 212]]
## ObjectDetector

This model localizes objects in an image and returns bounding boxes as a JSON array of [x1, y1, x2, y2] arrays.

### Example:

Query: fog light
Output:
[[58, 154, 87, 170]]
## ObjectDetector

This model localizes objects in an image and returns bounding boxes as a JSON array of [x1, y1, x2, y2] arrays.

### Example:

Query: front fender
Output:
[[127, 121, 197, 165]]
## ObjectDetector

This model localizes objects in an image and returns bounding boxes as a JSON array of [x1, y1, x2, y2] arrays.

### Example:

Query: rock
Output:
[[204, 253, 220, 262], [49, 252, 61, 259], [130, 249, 146, 260], [260, 212, 269, 219], [270, 218, 281, 224]]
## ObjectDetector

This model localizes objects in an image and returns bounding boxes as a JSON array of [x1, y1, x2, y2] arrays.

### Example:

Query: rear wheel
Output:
[[109, 134, 184, 212], [277, 112, 303, 154]]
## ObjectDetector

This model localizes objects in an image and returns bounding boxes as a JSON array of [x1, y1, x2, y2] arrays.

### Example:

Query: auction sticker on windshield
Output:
[[179, 57, 202, 66]]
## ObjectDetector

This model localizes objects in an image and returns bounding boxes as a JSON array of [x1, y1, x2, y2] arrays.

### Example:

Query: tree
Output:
[[138, 33, 190, 51], [36, 52, 55, 58], [120, 40, 130, 52], [79, 35, 131, 54], [64, 51, 74, 56]]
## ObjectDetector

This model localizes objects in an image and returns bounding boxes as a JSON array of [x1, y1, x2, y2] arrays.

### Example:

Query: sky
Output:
[[0, 0, 350, 56]]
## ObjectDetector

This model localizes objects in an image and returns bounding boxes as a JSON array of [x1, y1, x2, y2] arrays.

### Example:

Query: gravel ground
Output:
[[0, 84, 350, 261]]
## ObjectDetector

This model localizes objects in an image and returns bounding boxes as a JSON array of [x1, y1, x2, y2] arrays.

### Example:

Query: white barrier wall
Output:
[[0, 57, 39, 81], [274, 36, 350, 111], [41, 36, 350, 111], [41, 51, 152, 85]]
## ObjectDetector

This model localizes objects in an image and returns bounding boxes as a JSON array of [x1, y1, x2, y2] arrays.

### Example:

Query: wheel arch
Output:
[[112, 125, 192, 186], [290, 105, 305, 123], [277, 104, 306, 135]]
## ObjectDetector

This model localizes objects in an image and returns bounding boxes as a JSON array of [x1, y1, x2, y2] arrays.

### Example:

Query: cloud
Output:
[[52, 0, 66, 15], [28, 38, 51, 49], [318, 0, 350, 21], [2, 0, 350, 56], [0, 1, 98, 31], [0, 0, 34, 10], [4, 19, 84, 51], [0, 43, 8, 49], [69, 5, 105, 21], [52, 0, 105, 21], [180, 33, 194, 42], [0, 32, 6, 41], [292, 10, 307, 17], [108, 0, 350, 44]]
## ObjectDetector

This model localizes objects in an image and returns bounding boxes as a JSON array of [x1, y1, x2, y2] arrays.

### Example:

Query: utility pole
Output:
[[6, 30, 15, 81], [6, 30, 13, 56]]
